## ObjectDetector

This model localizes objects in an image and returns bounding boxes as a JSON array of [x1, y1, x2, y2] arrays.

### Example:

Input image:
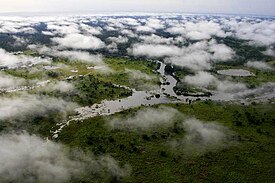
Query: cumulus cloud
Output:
[[0, 20, 37, 34], [165, 40, 234, 70], [0, 49, 51, 68], [184, 71, 247, 93], [121, 29, 137, 37], [107, 42, 118, 53], [52, 33, 105, 50], [135, 25, 155, 33], [30, 45, 105, 66], [245, 61, 274, 71], [166, 21, 226, 40], [0, 94, 78, 121], [108, 106, 182, 130], [139, 34, 178, 45], [54, 50, 104, 64], [263, 48, 275, 57], [163, 41, 211, 70], [226, 20, 275, 46], [80, 23, 102, 35], [184, 71, 216, 88], [171, 118, 235, 155], [108, 36, 129, 44], [209, 42, 235, 61], [0, 133, 130, 183], [166, 26, 185, 35], [128, 44, 182, 58], [165, 50, 212, 71], [46, 23, 80, 35], [145, 18, 165, 29], [129, 40, 234, 71]]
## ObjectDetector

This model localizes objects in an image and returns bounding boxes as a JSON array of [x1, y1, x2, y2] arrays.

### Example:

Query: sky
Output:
[[0, 0, 274, 16]]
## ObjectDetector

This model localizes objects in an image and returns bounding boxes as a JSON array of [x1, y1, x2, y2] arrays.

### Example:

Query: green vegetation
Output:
[[174, 82, 212, 97], [94, 57, 160, 90], [4, 66, 46, 80], [214, 64, 275, 88], [72, 75, 132, 105], [58, 101, 275, 182]]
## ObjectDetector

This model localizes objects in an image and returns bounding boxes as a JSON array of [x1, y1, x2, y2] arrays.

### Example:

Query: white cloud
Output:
[[184, 71, 247, 93], [171, 118, 235, 155], [164, 40, 234, 70], [118, 18, 140, 26], [108, 36, 128, 44], [245, 61, 274, 70], [166, 27, 185, 35], [42, 81, 75, 93], [209, 42, 235, 61], [107, 42, 118, 53], [145, 18, 165, 29], [31, 45, 105, 65], [0, 133, 130, 183], [0, 49, 51, 68], [0, 20, 37, 34], [165, 50, 212, 71], [139, 34, 177, 45], [129, 40, 234, 71], [80, 23, 102, 35], [125, 69, 159, 90], [184, 71, 216, 88], [263, 48, 275, 57], [171, 21, 226, 40], [234, 82, 275, 101], [108, 106, 181, 130], [135, 26, 155, 33], [46, 23, 80, 35], [225, 20, 275, 46], [51, 50, 103, 64], [0, 94, 78, 121], [120, 29, 137, 37], [52, 33, 105, 50], [128, 44, 182, 57], [0, 73, 26, 89]]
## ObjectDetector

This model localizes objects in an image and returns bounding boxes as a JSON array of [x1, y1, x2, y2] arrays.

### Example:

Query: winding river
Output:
[[51, 62, 275, 138]]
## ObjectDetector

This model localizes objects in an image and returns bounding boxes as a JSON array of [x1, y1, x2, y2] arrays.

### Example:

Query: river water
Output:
[[51, 62, 275, 138]]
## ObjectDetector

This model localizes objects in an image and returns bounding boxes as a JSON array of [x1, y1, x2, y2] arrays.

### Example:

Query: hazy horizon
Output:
[[0, 0, 274, 16]]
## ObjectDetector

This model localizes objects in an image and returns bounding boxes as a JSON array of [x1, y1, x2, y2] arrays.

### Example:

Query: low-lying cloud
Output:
[[0, 133, 130, 183], [184, 71, 247, 93], [125, 69, 159, 90], [128, 44, 182, 58], [0, 49, 51, 68], [245, 61, 274, 71], [171, 118, 235, 155], [0, 73, 26, 89], [52, 33, 105, 50], [0, 94, 78, 121], [40, 81, 75, 93], [108, 106, 182, 130], [30, 45, 106, 66]]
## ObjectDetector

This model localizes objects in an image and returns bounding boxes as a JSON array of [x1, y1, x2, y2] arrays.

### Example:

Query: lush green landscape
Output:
[[57, 101, 275, 183], [0, 13, 275, 183]]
